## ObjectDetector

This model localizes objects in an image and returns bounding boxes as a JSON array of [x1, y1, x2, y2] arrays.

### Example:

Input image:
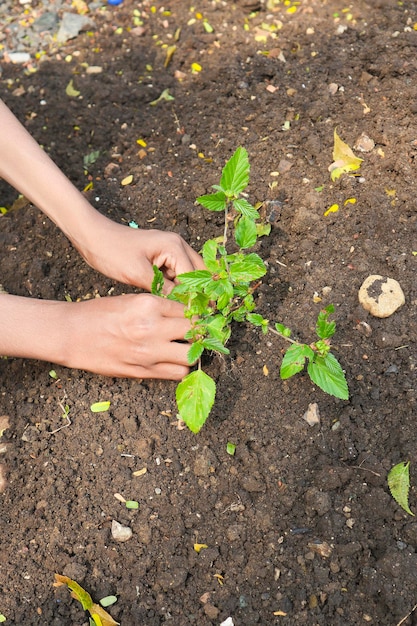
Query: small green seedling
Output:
[[90, 401, 111, 413], [125, 500, 139, 510], [273, 304, 348, 400], [388, 461, 414, 516], [153, 147, 348, 432], [0, 614, 6, 622], [226, 442, 236, 456]]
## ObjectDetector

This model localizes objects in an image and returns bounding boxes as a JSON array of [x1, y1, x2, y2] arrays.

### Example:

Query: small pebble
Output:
[[303, 402, 320, 426], [111, 520, 133, 542]]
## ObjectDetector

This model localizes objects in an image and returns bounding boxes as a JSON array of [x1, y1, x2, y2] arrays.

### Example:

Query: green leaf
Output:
[[229, 253, 267, 282], [280, 344, 314, 380], [275, 323, 292, 338], [0, 616, 6, 623], [316, 304, 336, 339], [90, 401, 111, 413], [307, 353, 349, 400], [99, 596, 118, 608], [220, 146, 249, 196], [187, 342, 205, 364], [388, 462, 414, 516], [233, 197, 259, 219], [205, 278, 234, 309], [151, 265, 164, 296], [247, 313, 267, 327], [235, 215, 258, 249], [226, 442, 236, 456], [201, 337, 230, 355], [125, 501, 139, 510], [256, 222, 271, 237], [197, 191, 227, 212], [177, 270, 213, 291], [176, 370, 216, 433], [149, 88, 174, 106], [206, 315, 231, 343], [202, 240, 219, 272]]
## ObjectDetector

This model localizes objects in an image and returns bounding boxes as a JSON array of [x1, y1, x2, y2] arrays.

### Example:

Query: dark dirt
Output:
[[1, 0, 417, 624]]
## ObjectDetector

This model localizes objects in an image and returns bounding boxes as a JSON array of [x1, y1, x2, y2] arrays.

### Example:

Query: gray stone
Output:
[[57, 13, 94, 44]]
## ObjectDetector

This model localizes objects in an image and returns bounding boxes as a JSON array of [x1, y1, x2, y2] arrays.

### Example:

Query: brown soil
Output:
[[1, 1, 417, 624]]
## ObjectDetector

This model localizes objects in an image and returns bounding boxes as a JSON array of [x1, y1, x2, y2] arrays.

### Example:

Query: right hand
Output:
[[62, 294, 192, 380]]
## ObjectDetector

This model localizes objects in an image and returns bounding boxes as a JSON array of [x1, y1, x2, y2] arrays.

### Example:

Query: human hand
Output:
[[74, 215, 205, 294], [62, 294, 192, 379]]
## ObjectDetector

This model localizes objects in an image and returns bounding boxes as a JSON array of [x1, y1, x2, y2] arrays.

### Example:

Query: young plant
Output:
[[153, 147, 348, 433], [273, 304, 348, 400]]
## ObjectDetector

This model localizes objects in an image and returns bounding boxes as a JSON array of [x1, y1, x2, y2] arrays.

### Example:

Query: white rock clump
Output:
[[358, 275, 405, 318]]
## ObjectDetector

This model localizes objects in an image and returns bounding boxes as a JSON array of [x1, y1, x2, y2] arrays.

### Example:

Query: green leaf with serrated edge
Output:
[[206, 315, 231, 343], [151, 265, 164, 296], [176, 370, 216, 433], [233, 197, 259, 219], [229, 253, 267, 282], [307, 353, 349, 400], [187, 342, 205, 364], [176, 270, 213, 290], [232, 306, 247, 322], [220, 146, 249, 196], [184, 292, 211, 317], [235, 215, 258, 249], [314, 339, 331, 357], [316, 305, 336, 339], [388, 462, 414, 516], [202, 337, 230, 354], [243, 294, 256, 311], [280, 344, 314, 380], [202, 240, 219, 272], [247, 313, 267, 327], [197, 191, 227, 212], [275, 323, 292, 338], [90, 401, 111, 413], [205, 279, 234, 309]]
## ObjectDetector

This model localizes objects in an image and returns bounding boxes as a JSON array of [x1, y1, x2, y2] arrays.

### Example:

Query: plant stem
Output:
[[268, 326, 299, 345]]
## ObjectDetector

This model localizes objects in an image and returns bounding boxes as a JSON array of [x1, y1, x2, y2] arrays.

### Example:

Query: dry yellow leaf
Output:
[[65, 80, 80, 97], [132, 467, 147, 477], [328, 129, 363, 181], [194, 543, 208, 553], [121, 175, 133, 186], [324, 203, 339, 217]]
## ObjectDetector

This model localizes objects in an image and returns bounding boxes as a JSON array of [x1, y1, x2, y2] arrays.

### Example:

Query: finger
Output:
[[143, 362, 190, 380], [157, 296, 189, 319]]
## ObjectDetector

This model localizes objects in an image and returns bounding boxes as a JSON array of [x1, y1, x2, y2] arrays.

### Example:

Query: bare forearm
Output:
[[0, 294, 69, 364], [0, 99, 100, 248]]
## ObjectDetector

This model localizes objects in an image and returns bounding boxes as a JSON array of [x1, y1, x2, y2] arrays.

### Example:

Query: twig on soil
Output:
[[49, 395, 71, 434], [396, 602, 417, 626], [348, 458, 381, 477]]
